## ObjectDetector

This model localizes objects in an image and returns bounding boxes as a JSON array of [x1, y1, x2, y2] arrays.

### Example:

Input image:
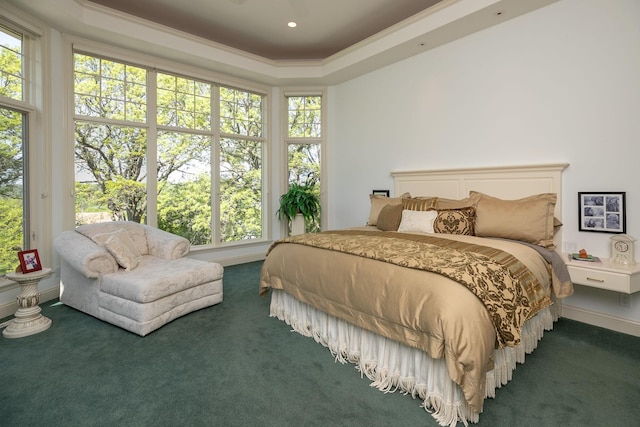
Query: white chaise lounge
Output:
[[54, 221, 223, 336]]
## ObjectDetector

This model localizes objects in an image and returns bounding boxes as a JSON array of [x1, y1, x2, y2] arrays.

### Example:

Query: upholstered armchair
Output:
[[54, 221, 223, 336]]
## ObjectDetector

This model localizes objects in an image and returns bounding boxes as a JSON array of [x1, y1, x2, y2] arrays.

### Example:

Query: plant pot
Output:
[[290, 214, 305, 236]]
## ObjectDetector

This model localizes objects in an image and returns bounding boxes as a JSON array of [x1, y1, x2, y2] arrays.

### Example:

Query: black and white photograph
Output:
[[578, 192, 625, 233]]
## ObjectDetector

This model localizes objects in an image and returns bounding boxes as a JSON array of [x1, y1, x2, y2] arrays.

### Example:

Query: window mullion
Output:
[[146, 69, 158, 227], [212, 84, 221, 244]]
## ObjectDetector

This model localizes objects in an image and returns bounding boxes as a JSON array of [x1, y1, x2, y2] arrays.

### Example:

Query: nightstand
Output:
[[564, 254, 640, 294], [3, 267, 53, 338]]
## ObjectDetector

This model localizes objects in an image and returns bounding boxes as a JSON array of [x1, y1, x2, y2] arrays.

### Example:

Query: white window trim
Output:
[[281, 88, 328, 234], [65, 36, 272, 247]]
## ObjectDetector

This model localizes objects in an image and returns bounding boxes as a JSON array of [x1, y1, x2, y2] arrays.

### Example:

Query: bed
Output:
[[259, 163, 572, 426]]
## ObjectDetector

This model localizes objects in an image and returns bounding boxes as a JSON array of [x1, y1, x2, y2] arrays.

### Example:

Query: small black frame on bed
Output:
[[578, 192, 626, 233]]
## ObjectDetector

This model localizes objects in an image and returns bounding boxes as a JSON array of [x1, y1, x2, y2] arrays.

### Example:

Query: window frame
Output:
[[68, 40, 271, 248], [281, 89, 327, 234], [0, 16, 46, 285]]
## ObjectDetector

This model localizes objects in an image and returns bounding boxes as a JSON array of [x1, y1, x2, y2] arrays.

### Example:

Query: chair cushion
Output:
[[100, 256, 224, 303]]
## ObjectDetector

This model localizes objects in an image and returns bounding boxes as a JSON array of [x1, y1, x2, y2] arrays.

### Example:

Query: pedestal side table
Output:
[[3, 267, 52, 339]]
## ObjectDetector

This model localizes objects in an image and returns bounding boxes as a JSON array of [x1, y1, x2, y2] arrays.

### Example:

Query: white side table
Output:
[[3, 267, 52, 339]]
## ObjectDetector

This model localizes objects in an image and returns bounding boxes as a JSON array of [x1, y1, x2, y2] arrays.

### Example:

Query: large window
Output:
[[0, 25, 28, 274], [285, 94, 322, 232], [73, 52, 266, 245]]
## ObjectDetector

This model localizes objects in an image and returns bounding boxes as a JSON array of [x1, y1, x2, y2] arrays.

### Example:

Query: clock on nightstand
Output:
[[610, 234, 636, 266]]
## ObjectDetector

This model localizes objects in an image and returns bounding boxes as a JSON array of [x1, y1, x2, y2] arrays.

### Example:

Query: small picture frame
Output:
[[18, 249, 42, 273], [578, 192, 626, 233], [372, 189, 390, 197]]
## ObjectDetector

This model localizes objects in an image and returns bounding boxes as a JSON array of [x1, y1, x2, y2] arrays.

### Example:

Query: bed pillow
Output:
[[471, 191, 557, 249], [434, 193, 481, 209], [376, 203, 403, 231], [397, 209, 438, 234], [432, 207, 476, 235], [402, 197, 437, 211], [367, 192, 410, 226]]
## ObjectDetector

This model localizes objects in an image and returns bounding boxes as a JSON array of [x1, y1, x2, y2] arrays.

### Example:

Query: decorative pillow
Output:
[[104, 234, 139, 271], [397, 209, 438, 234], [432, 207, 476, 235], [402, 197, 437, 211], [367, 192, 410, 226], [376, 203, 403, 231], [434, 193, 482, 209], [471, 191, 557, 249], [92, 229, 141, 255]]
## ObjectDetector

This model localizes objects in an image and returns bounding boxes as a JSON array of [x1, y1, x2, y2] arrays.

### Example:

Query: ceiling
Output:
[[89, 0, 444, 61], [4, 0, 559, 85]]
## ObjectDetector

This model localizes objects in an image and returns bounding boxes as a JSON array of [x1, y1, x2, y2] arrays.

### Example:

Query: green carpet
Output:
[[1, 261, 638, 426]]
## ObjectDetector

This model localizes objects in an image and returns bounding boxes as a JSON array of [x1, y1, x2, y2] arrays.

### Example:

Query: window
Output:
[[73, 51, 266, 245], [285, 93, 323, 232], [0, 25, 28, 274]]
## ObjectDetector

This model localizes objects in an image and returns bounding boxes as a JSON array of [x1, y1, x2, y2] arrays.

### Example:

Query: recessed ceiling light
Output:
[[288, 22, 297, 28]]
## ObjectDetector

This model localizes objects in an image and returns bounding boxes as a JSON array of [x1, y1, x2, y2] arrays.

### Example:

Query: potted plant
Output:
[[276, 183, 321, 235]]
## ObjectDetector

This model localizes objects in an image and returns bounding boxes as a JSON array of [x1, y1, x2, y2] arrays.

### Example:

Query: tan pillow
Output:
[[402, 197, 437, 211], [367, 192, 410, 226], [471, 191, 557, 249], [434, 193, 481, 209], [376, 203, 403, 231], [432, 207, 476, 235]]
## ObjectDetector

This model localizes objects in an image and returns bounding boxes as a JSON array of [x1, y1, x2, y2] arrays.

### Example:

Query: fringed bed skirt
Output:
[[269, 289, 558, 427]]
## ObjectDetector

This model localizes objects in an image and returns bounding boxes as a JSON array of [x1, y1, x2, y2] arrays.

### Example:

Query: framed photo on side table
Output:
[[18, 249, 43, 273], [578, 192, 625, 233]]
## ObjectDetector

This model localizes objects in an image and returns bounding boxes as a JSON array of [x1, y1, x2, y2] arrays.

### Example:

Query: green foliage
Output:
[[158, 174, 212, 245], [0, 196, 23, 273], [276, 183, 321, 229]]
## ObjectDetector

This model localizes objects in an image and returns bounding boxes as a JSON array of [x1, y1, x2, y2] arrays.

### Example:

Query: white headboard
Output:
[[392, 163, 569, 248]]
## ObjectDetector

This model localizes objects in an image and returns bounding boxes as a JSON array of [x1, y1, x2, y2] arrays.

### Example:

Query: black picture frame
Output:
[[372, 189, 390, 197], [578, 192, 626, 233]]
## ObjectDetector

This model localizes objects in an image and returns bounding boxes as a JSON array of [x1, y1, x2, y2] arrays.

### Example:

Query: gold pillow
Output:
[[432, 207, 476, 235], [376, 203, 403, 231], [402, 197, 437, 211], [367, 192, 410, 226], [471, 191, 557, 249], [434, 193, 481, 209]]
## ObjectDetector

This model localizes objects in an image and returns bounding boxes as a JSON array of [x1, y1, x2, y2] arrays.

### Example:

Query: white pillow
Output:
[[104, 234, 139, 271], [93, 229, 141, 270], [397, 209, 438, 234]]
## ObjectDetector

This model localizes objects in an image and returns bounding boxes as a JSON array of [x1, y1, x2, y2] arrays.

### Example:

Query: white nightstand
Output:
[[564, 254, 640, 294], [3, 267, 53, 338]]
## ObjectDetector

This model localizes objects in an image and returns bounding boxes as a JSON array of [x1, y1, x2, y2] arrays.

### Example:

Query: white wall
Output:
[[329, 0, 640, 331]]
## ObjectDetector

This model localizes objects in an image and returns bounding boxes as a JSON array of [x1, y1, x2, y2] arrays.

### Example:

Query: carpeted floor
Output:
[[1, 261, 638, 426]]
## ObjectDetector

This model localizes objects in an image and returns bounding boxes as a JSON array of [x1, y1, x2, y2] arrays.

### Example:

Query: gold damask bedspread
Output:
[[267, 230, 551, 348], [259, 229, 555, 412]]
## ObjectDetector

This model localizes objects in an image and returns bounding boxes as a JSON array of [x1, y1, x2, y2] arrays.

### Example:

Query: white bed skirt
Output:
[[269, 289, 558, 427]]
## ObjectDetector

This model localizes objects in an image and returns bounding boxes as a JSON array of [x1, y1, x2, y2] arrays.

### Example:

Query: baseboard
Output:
[[213, 253, 266, 267], [0, 286, 60, 321], [562, 304, 640, 337]]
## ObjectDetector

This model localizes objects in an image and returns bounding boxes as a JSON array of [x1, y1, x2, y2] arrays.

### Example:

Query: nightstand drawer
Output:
[[567, 265, 630, 293]]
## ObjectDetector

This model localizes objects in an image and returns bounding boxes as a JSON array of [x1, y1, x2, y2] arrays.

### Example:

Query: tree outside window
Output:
[[73, 53, 265, 245], [286, 94, 322, 232], [0, 26, 26, 274]]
